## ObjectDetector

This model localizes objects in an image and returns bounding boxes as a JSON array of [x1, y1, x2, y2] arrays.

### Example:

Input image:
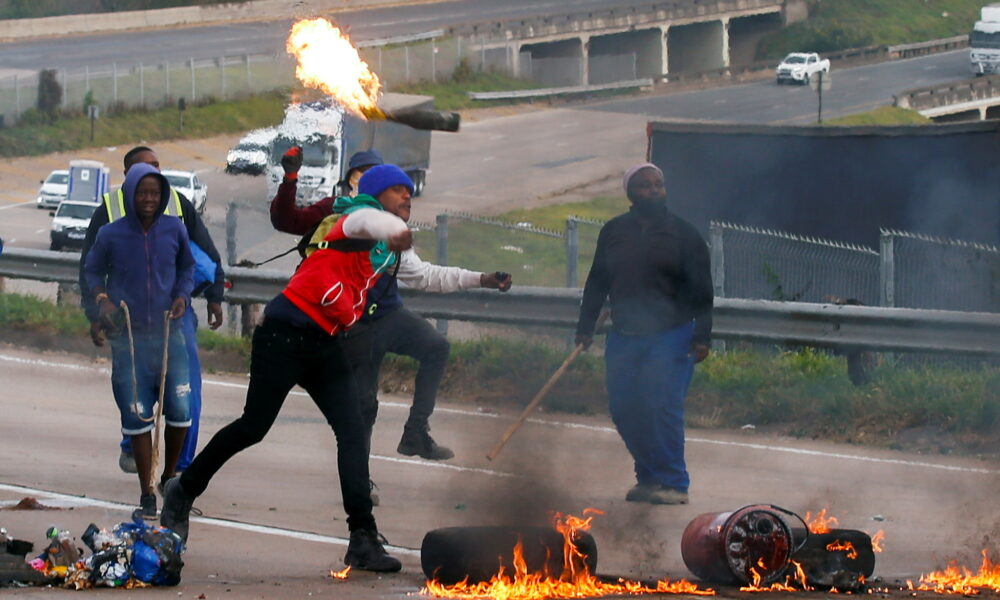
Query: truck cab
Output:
[[970, 4, 1000, 76]]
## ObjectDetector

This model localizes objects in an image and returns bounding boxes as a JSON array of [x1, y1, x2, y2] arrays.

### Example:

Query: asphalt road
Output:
[[0, 0, 694, 73], [2, 344, 1000, 600]]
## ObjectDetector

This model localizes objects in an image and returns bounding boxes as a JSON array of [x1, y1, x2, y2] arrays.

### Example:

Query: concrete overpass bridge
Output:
[[449, 0, 806, 86]]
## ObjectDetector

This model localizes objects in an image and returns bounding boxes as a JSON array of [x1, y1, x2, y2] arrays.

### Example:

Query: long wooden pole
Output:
[[149, 311, 171, 487], [486, 311, 609, 461]]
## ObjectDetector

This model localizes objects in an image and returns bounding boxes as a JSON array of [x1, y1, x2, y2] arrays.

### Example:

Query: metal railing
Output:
[[468, 78, 653, 101], [1, 246, 998, 356]]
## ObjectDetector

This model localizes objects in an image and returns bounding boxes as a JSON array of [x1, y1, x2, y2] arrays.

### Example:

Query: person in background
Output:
[[84, 163, 194, 520], [575, 162, 713, 506], [79, 146, 224, 477], [337, 149, 384, 197]]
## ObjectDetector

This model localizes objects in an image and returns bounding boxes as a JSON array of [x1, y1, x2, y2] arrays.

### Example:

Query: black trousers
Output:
[[179, 318, 375, 532], [341, 307, 450, 438]]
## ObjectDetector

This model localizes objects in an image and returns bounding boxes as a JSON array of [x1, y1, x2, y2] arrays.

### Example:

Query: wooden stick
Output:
[[486, 311, 609, 461], [149, 311, 171, 487]]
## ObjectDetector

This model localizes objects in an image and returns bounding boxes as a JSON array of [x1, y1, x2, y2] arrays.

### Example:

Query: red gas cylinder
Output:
[[681, 505, 807, 585]]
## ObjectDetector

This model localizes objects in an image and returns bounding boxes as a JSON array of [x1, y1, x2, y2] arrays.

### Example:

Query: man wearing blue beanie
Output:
[[269, 152, 512, 506]]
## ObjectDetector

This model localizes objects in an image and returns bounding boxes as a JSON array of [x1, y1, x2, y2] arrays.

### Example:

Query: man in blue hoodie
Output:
[[84, 163, 196, 521]]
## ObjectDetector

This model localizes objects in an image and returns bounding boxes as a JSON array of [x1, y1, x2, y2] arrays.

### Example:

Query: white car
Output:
[[161, 169, 208, 214], [50, 201, 98, 251], [36, 169, 69, 209], [776, 52, 830, 85]]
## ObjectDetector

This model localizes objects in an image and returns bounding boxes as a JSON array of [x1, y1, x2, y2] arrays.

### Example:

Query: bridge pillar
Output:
[[661, 26, 669, 77], [580, 34, 590, 86], [721, 17, 731, 67]]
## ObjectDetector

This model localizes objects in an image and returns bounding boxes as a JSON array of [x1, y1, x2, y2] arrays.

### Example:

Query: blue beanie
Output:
[[348, 149, 384, 170], [358, 164, 414, 198]]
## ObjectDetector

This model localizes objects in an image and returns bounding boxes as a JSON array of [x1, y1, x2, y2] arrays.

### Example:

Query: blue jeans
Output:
[[605, 322, 696, 492], [110, 322, 191, 434], [120, 309, 201, 469]]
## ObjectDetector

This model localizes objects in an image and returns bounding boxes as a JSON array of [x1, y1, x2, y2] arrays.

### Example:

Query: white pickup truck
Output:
[[775, 52, 831, 85]]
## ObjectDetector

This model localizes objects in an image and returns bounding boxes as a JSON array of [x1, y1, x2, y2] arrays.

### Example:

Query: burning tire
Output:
[[420, 526, 598, 585]]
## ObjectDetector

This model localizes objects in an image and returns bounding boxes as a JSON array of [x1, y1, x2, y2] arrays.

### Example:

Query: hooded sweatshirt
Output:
[[84, 163, 195, 333]]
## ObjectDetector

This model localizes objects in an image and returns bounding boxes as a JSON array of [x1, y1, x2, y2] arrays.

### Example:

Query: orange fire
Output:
[[870, 530, 885, 553], [917, 550, 1000, 595], [286, 17, 385, 119], [330, 566, 351, 580], [739, 559, 812, 593], [422, 509, 715, 600], [804, 508, 839, 534], [825, 540, 859, 560]]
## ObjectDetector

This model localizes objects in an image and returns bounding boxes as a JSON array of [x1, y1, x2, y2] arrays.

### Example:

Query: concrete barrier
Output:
[[0, 0, 434, 41]]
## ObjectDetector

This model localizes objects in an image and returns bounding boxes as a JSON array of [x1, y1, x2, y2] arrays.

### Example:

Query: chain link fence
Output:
[[881, 230, 1000, 312], [709, 221, 881, 305], [0, 33, 520, 127]]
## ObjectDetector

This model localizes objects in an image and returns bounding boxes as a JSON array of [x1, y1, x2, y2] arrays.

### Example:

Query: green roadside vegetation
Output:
[[1, 68, 542, 158], [3, 290, 997, 456], [824, 106, 932, 126], [0, 1, 230, 19], [756, 0, 985, 61]]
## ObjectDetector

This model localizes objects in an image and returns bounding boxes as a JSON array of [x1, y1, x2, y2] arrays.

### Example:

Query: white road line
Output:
[[3, 352, 999, 476], [0, 201, 32, 210], [0, 482, 419, 555]]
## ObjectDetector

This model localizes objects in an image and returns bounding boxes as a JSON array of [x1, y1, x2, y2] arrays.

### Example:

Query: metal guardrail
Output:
[[2, 247, 998, 356], [468, 78, 653, 101]]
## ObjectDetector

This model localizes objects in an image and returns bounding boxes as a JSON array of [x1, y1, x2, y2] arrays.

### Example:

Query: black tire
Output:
[[420, 526, 598, 584], [49, 241, 61, 251], [803, 74, 811, 86]]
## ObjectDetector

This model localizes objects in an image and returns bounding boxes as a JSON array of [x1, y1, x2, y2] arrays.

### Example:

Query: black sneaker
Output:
[[119, 449, 137, 474], [369, 480, 380, 507], [397, 426, 454, 461], [132, 493, 157, 522], [344, 529, 402, 572], [160, 476, 195, 542]]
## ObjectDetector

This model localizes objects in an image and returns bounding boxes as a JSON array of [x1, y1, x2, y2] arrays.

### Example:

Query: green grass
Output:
[[0, 92, 288, 158], [756, 0, 985, 60], [0, 292, 89, 336], [824, 106, 932, 126], [393, 69, 545, 111]]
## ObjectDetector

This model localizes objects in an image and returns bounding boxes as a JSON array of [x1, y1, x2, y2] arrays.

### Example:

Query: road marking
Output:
[[0, 482, 420, 555], [0, 201, 32, 210], [2, 352, 998, 476]]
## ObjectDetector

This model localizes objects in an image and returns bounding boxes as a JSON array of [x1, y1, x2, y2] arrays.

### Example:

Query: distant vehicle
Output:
[[49, 201, 98, 251], [161, 169, 208, 214], [225, 130, 274, 176], [970, 3, 1000, 76], [36, 169, 69, 209], [264, 93, 434, 205], [66, 160, 109, 205], [776, 52, 830, 85]]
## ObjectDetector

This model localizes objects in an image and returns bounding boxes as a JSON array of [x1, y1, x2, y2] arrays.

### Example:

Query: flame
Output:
[[422, 509, 715, 599], [803, 508, 839, 534], [739, 560, 813, 593], [870, 530, 885, 553], [286, 17, 384, 119], [825, 540, 859, 560], [918, 549, 1000, 594], [330, 566, 351, 580]]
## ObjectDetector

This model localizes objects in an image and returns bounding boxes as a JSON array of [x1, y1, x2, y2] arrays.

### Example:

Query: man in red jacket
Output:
[[161, 166, 416, 573]]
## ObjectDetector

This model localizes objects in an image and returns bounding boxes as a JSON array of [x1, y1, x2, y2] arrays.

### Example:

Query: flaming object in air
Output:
[[422, 509, 714, 600], [287, 17, 460, 132]]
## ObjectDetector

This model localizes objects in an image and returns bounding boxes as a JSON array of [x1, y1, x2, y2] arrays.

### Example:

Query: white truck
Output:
[[775, 52, 830, 85], [255, 93, 434, 205], [970, 3, 1000, 76]]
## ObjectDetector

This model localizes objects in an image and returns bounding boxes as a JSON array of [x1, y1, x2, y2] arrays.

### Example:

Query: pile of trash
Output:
[[1, 521, 184, 589]]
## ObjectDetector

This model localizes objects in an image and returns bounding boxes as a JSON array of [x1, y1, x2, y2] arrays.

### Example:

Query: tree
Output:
[[36, 68, 62, 123]]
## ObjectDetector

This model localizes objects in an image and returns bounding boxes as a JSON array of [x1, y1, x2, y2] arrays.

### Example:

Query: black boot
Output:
[[397, 424, 454, 460], [344, 529, 402, 572], [160, 476, 195, 542]]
